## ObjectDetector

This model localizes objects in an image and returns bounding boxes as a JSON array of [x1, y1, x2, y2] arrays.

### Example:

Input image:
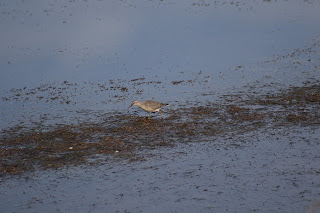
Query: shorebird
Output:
[[129, 100, 168, 118]]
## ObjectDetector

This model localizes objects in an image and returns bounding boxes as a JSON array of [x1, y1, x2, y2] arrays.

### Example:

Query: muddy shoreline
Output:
[[1, 83, 319, 176]]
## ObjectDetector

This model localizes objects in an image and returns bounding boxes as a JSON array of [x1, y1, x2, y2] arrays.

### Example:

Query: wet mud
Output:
[[1, 83, 319, 175]]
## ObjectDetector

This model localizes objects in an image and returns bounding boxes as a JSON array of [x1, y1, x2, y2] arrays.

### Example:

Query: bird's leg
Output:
[[148, 112, 151, 119], [160, 111, 163, 119]]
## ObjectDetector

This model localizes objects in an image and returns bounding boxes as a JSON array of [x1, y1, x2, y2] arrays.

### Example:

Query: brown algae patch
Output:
[[249, 84, 320, 126], [1, 84, 320, 175], [256, 84, 320, 106], [0, 124, 133, 175]]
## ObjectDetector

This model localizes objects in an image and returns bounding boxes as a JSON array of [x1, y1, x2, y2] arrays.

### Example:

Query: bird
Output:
[[129, 100, 168, 119]]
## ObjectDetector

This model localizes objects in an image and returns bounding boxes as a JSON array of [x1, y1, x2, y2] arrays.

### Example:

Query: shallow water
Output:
[[1, 0, 320, 129], [1, 0, 320, 212], [1, 127, 320, 213], [1, 0, 320, 125]]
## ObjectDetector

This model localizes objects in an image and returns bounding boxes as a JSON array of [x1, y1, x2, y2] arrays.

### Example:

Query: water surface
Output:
[[1, 0, 320, 212]]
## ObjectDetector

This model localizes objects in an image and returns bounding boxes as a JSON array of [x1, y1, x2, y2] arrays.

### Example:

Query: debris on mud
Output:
[[1, 83, 319, 175]]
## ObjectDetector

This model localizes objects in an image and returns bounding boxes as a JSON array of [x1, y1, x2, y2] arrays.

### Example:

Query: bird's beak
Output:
[[128, 103, 133, 109]]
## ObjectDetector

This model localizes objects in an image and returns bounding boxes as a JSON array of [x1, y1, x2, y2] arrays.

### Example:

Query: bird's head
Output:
[[129, 100, 139, 108]]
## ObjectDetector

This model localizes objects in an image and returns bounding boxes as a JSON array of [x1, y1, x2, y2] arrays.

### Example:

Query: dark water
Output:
[[1, 0, 320, 212]]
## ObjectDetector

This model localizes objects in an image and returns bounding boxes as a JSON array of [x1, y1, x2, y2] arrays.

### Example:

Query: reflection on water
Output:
[[1, 0, 320, 129], [1, 0, 320, 89], [1, 1, 320, 213]]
